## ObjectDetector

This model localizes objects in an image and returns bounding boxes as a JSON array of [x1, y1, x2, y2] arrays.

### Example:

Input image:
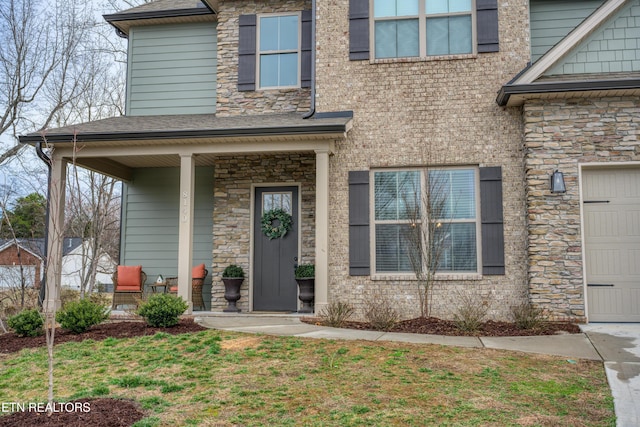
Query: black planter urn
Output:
[[222, 278, 243, 312], [295, 278, 315, 313]]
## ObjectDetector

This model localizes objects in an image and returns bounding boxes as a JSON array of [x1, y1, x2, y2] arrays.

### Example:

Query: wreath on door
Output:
[[261, 208, 293, 240]]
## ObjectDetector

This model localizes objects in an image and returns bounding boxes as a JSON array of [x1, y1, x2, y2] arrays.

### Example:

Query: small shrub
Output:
[[511, 302, 545, 330], [7, 309, 44, 337], [453, 293, 490, 333], [222, 264, 244, 278], [320, 301, 354, 327], [56, 298, 110, 334], [60, 288, 81, 308], [137, 294, 188, 327], [364, 296, 399, 331], [295, 264, 315, 278]]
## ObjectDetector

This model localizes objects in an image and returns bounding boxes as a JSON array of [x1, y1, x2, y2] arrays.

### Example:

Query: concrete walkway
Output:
[[194, 313, 639, 427]]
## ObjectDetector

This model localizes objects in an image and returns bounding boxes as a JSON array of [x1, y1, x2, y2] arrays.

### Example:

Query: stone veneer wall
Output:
[[314, 0, 532, 321], [215, 0, 311, 117], [524, 97, 640, 321], [211, 154, 316, 311]]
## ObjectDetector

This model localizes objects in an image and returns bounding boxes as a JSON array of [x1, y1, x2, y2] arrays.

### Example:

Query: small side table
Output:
[[149, 282, 168, 294]]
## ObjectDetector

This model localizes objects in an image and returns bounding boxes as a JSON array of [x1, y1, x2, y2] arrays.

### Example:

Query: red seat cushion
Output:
[[117, 265, 142, 290], [192, 263, 206, 279], [169, 286, 178, 292]]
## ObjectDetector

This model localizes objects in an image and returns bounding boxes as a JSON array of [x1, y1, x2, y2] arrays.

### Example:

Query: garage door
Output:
[[583, 168, 640, 322], [0, 265, 36, 288]]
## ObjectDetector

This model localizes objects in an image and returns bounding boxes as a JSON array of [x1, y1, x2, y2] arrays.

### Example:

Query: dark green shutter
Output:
[[349, 171, 370, 275], [349, 0, 369, 60], [301, 10, 312, 88], [238, 14, 256, 91], [479, 167, 505, 275], [477, 0, 499, 53]]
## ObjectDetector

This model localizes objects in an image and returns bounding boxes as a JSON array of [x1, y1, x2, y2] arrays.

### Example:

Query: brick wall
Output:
[[314, 0, 533, 320], [524, 97, 640, 321], [211, 154, 316, 311], [215, 0, 311, 117]]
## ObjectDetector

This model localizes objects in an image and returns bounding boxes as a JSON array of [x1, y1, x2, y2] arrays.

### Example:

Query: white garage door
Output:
[[583, 168, 640, 322]]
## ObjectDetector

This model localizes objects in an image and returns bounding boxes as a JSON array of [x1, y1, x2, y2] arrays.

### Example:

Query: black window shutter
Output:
[[480, 167, 505, 275], [476, 0, 499, 53], [301, 10, 312, 88], [349, 0, 369, 60], [238, 14, 256, 91], [349, 171, 370, 275]]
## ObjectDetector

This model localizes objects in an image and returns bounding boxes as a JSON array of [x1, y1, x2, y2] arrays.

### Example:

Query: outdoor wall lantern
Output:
[[550, 170, 566, 193]]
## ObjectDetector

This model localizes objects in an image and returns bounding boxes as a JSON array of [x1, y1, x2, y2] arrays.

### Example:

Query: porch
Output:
[[20, 112, 352, 314]]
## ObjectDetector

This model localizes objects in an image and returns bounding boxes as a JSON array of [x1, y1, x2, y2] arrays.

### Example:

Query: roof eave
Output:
[[497, 78, 640, 106], [103, 7, 215, 36]]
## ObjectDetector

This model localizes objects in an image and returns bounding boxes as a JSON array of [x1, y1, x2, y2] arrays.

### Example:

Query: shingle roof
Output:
[[103, 0, 214, 35], [109, 0, 208, 16], [19, 112, 354, 144], [0, 238, 83, 258]]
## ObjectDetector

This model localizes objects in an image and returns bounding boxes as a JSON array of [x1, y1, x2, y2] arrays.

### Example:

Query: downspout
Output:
[[302, 0, 316, 119], [35, 141, 52, 308]]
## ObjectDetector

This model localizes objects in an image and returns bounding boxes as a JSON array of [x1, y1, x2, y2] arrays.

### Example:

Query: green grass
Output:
[[0, 329, 615, 426]]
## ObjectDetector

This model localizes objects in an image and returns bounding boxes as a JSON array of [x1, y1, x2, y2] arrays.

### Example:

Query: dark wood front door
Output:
[[253, 186, 299, 311]]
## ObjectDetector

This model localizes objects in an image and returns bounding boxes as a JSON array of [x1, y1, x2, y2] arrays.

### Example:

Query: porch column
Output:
[[178, 154, 195, 313], [45, 156, 67, 313], [314, 149, 330, 314]]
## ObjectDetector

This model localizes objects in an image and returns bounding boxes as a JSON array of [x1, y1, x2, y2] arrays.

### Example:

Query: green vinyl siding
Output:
[[530, 0, 605, 62], [127, 22, 217, 116], [546, 0, 640, 75], [120, 167, 214, 307]]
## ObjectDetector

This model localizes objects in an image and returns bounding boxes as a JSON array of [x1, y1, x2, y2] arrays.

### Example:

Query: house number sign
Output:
[[181, 191, 189, 223]]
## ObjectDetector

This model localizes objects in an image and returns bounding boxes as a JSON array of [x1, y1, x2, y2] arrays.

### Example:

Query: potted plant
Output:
[[295, 264, 315, 313], [222, 264, 244, 313]]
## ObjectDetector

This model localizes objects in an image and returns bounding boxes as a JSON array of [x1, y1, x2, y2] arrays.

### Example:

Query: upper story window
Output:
[[258, 13, 301, 89], [373, 0, 475, 59], [238, 12, 311, 92]]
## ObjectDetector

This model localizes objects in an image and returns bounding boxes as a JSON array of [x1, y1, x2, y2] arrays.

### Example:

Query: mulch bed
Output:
[[302, 316, 582, 337], [0, 398, 145, 427], [0, 318, 207, 355]]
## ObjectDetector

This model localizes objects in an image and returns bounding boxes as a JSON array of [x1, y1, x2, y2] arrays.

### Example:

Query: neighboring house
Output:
[[0, 239, 44, 289], [19, 0, 640, 322], [0, 238, 84, 289], [60, 239, 117, 291]]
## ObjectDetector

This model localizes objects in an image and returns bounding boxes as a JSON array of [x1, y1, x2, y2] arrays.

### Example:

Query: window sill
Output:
[[371, 273, 483, 281], [371, 53, 477, 65]]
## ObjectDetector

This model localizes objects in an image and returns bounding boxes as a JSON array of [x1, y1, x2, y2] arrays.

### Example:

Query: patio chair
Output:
[[167, 263, 208, 310], [112, 265, 146, 310]]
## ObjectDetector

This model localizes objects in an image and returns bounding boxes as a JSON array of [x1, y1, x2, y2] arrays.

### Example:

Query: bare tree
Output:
[[400, 171, 451, 318], [0, 0, 95, 165], [65, 164, 120, 298]]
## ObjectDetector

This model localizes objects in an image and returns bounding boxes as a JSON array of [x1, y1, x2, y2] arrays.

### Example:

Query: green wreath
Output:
[[261, 208, 293, 240]]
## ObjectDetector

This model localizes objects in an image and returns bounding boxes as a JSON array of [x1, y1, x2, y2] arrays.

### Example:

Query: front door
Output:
[[253, 186, 299, 311]]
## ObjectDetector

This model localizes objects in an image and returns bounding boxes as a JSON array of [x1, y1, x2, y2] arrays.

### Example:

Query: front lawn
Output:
[[0, 329, 615, 426]]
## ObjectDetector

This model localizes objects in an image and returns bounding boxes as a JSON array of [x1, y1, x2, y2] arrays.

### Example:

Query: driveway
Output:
[[581, 324, 640, 427]]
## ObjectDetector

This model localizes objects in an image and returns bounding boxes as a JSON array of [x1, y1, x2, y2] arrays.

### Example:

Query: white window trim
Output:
[[370, 166, 482, 280], [369, 0, 477, 60], [256, 12, 302, 90]]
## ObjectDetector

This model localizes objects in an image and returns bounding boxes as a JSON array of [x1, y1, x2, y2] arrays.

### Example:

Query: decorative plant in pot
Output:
[[294, 264, 315, 313], [222, 264, 244, 313]]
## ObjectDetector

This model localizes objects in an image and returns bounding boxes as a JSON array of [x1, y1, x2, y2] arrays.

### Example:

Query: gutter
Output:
[[303, 0, 317, 119], [35, 142, 52, 308], [497, 78, 640, 106]]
